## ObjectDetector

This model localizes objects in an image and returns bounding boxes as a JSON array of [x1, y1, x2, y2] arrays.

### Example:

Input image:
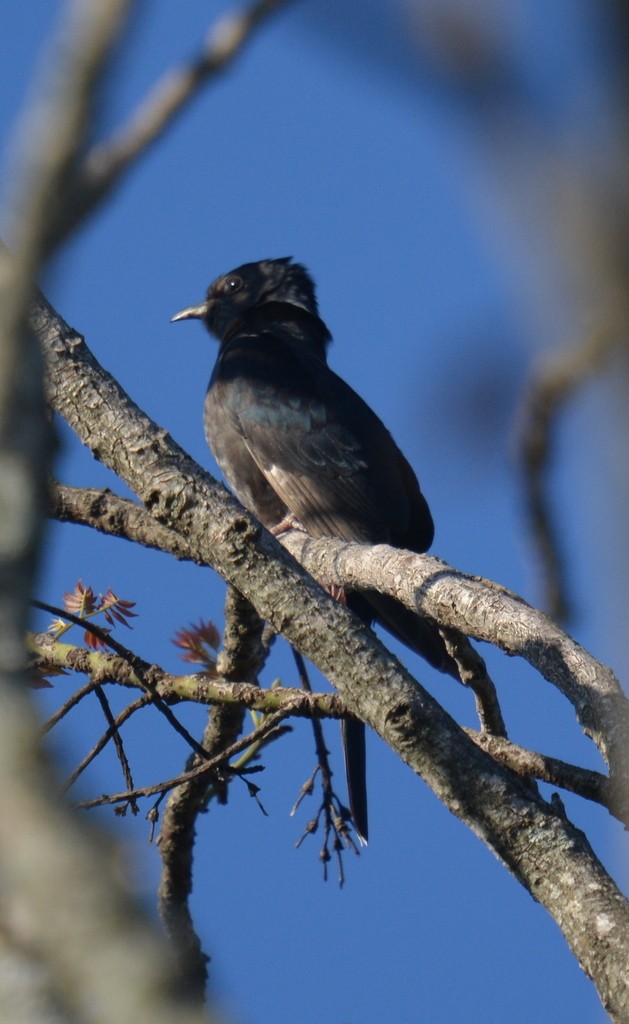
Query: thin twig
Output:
[[41, 677, 101, 732], [291, 648, 358, 884], [75, 711, 288, 810], [64, 695, 151, 791], [93, 684, 137, 810], [31, 598, 215, 762], [439, 627, 507, 737]]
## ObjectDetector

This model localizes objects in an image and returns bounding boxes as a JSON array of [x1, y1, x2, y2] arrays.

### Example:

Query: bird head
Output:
[[171, 257, 328, 344]]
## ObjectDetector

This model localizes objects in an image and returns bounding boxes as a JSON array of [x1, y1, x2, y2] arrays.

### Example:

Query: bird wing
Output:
[[213, 335, 433, 548]]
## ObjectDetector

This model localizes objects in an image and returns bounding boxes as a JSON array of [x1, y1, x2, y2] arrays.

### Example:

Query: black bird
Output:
[[172, 257, 457, 844]]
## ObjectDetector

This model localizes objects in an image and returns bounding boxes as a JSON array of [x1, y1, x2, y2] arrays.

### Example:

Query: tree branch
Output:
[[33, 289, 629, 1019], [466, 730, 623, 824], [156, 585, 273, 997], [50, 481, 197, 561], [50, 481, 509, 741], [31, 631, 346, 718], [35, 290, 629, 1017], [64, 694, 151, 793], [439, 625, 506, 736], [47, 472, 629, 798], [32, 631, 626, 825], [279, 531, 629, 789], [1, 0, 133, 289]]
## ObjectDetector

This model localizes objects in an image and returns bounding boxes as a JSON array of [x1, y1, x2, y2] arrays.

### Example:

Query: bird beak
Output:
[[171, 302, 208, 323]]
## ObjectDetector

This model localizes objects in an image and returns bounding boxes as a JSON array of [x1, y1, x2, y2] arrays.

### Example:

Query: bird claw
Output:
[[270, 513, 305, 536]]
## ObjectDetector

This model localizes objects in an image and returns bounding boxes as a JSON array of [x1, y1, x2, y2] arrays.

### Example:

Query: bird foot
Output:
[[327, 583, 347, 603], [270, 513, 305, 536]]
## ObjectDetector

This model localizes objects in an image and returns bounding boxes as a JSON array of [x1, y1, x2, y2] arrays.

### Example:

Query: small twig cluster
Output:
[[290, 648, 360, 886]]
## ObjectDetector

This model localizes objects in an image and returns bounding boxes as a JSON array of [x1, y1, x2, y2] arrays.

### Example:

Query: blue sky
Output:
[[2, 3, 625, 1022]]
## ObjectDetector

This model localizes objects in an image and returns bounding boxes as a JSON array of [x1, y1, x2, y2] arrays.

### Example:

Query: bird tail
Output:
[[340, 592, 458, 846], [341, 715, 368, 846], [361, 591, 460, 678]]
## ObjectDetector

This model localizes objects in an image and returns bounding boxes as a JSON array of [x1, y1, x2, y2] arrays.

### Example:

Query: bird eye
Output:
[[225, 275, 243, 293]]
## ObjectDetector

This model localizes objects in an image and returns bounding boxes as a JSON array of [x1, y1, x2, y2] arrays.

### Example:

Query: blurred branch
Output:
[[0, 0, 219, 1019], [66, 0, 294, 234], [0, 1, 133, 343], [517, 327, 616, 623]]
